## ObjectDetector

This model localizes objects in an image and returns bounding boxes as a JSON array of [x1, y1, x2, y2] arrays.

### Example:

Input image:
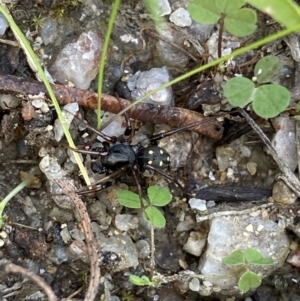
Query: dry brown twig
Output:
[[239, 108, 300, 196], [3, 263, 58, 301], [0, 74, 223, 140], [54, 179, 101, 301]]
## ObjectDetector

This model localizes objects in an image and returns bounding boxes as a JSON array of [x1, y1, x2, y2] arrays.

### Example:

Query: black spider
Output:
[[71, 111, 215, 196]]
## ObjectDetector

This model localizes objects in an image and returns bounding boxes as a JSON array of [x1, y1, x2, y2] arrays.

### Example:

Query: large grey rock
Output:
[[197, 214, 290, 297]]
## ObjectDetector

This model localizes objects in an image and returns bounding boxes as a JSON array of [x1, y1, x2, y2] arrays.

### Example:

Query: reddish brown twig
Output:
[[3, 263, 58, 301], [54, 179, 100, 301], [0, 74, 223, 139]]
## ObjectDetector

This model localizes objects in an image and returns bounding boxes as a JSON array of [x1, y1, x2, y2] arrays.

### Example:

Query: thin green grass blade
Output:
[[0, 3, 90, 186], [101, 22, 300, 129], [97, 0, 121, 129], [0, 168, 38, 228]]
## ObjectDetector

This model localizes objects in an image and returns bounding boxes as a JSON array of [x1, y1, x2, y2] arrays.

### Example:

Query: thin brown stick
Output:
[[3, 263, 58, 301], [144, 28, 199, 62], [61, 285, 84, 300], [121, 27, 148, 74], [0, 74, 223, 139], [218, 14, 225, 59], [54, 179, 100, 301], [0, 38, 19, 47], [239, 108, 300, 196]]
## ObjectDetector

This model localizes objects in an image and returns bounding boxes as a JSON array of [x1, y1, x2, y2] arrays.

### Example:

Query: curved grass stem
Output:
[[100, 23, 300, 130], [0, 2, 90, 186], [0, 168, 38, 229]]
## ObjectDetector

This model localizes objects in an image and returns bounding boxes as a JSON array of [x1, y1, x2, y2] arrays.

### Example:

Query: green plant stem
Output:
[[97, 0, 121, 129], [100, 22, 300, 130], [0, 168, 38, 229], [0, 3, 91, 186]]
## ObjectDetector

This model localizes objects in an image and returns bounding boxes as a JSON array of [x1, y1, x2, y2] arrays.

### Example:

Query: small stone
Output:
[[54, 102, 79, 141], [287, 247, 300, 267], [246, 161, 257, 175], [19, 196, 37, 217], [136, 240, 150, 259], [183, 231, 206, 256], [272, 117, 297, 171], [272, 180, 297, 204], [70, 228, 85, 241], [60, 227, 72, 244], [67, 149, 83, 164], [203, 280, 213, 287], [189, 198, 207, 211], [257, 225, 264, 232], [115, 214, 138, 231], [22, 102, 36, 121], [240, 146, 251, 157], [92, 229, 139, 271], [39, 17, 58, 45], [0, 94, 20, 109], [208, 171, 216, 181], [155, 0, 171, 16], [68, 240, 89, 263], [127, 71, 141, 91], [170, 8, 192, 27], [176, 220, 194, 232], [0, 13, 9, 36], [0, 231, 7, 239], [246, 224, 254, 232], [97, 111, 126, 142], [207, 201, 216, 208], [131, 67, 174, 106], [215, 146, 236, 172], [120, 33, 139, 44], [50, 31, 103, 89], [189, 278, 200, 292], [31, 99, 43, 109], [29, 93, 50, 113], [39, 155, 67, 180], [227, 167, 234, 176], [155, 27, 190, 69], [199, 215, 290, 296]]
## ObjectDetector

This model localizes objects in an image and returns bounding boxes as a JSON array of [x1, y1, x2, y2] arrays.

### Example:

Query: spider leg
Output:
[[143, 164, 185, 191], [62, 108, 118, 143], [69, 146, 109, 156], [115, 94, 133, 143], [131, 167, 143, 202], [142, 119, 217, 144], [76, 168, 125, 195], [76, 181, 113, 195]]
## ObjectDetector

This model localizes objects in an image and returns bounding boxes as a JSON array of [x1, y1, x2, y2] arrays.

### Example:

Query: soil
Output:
[[0, 1, 300, 301]]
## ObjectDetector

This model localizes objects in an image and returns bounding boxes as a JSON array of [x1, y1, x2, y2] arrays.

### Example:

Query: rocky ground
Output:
[[0, 1, 300, 301]]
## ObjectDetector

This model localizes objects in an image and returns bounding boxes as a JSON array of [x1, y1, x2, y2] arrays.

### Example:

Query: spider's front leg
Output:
[[76, 181, 112, 195], [68, 145, 109, 157], [76, 168, 125, 195], [141, 119, 217, 145]]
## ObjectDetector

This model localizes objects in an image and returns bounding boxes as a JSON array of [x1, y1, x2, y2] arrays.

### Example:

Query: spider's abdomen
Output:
[[101, 144, 136, 170], [136, 146, 170, 169]]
